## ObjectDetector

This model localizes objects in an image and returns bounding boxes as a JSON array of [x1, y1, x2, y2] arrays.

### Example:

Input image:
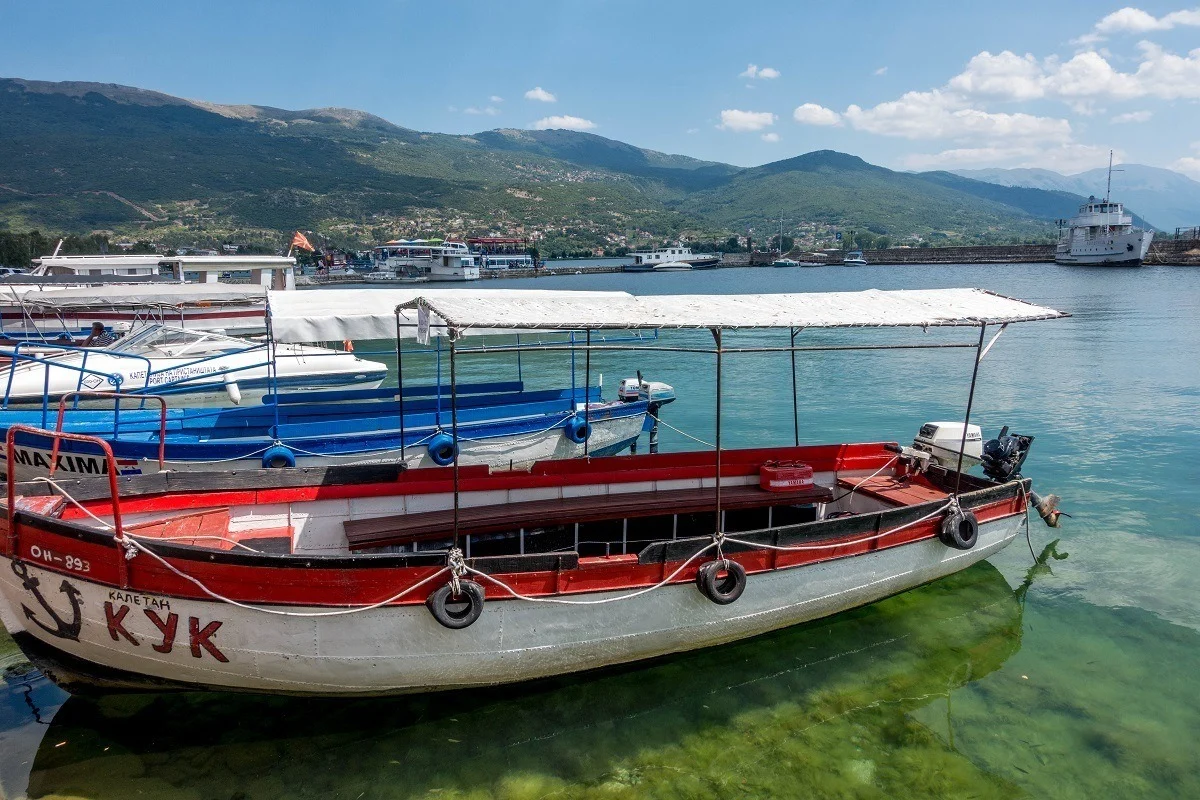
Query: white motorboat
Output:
[[843, 251, 869, 266], [372, 240, 480, 281], [1055, 154, 1152, 266], [0, 323, 387, 405], [625, 246, 719, 271]]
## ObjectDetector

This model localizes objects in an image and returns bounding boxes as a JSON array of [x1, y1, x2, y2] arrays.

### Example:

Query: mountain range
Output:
[[952, 164, 1200, 232], [1, 77, 1185, 252]]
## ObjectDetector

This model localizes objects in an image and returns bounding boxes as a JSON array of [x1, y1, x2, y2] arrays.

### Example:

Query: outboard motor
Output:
[[980, 426, 1034, 482]]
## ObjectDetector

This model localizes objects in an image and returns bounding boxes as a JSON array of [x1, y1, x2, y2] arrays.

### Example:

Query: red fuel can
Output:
[[759, 461, 815, 492]]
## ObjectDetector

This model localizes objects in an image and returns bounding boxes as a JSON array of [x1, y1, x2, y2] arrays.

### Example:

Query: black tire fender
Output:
[[696, 559, 747, 605], [426, 579, 485, 629], [940, 509, 979, 550]]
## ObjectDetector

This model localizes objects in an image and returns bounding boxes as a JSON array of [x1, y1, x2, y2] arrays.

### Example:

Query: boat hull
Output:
[[0, 510, 1021, 695], [0, 401, 649, 479], [1055, 229, 1152, 265]]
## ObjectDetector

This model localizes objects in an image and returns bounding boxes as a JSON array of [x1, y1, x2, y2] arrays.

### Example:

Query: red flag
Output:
[[291, 231, 315, 252]]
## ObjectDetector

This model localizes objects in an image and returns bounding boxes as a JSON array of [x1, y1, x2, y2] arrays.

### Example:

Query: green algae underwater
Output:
[[3, 544, 1197, 800]]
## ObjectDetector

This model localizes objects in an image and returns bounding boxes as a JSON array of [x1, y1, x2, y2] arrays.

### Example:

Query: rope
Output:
[[724, 500, 954, 553], [465, 540, 720, 606], [29, 468, 961, 617], [1017, 479, 1036, 561], [117, 535, 452, 618], [841, 456, 899, 512], [653, 418, 715, 448], [28, 477, 115, 530]]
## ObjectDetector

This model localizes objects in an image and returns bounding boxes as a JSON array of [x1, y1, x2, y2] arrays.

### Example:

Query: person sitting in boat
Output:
[[83, 322, 121, 347]]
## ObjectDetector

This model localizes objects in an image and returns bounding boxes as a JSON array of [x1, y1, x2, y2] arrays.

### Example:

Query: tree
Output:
[[725, 236, 740, 252]]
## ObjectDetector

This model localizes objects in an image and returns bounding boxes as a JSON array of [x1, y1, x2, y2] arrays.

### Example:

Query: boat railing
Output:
[[1, 342, 155, 413], [4, 424, 127, 571], [1, 338, 276, 412], [53, 391, 167, 471]]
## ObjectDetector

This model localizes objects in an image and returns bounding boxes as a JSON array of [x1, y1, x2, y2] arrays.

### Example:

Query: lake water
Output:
[[3, 263, 1199, 799]]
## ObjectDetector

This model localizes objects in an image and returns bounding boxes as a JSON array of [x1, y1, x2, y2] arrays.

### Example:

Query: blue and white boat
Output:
[[0, 288, 677, 479], [0, 380, 670, 479]]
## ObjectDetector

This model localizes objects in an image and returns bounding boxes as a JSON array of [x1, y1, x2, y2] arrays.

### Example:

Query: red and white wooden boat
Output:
[[0, 289, 1068, 695]]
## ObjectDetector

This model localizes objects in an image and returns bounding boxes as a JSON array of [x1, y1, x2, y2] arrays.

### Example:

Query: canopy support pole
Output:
[[713, 327, 723, 535], [265, 308, 280, 441], [790, 327, 799, 447], [584, 329, 591, 457], [450, 333, 461, 550], [954, 323, 988, 496], [435, 336, 443, 430], [395, 311, 406, 461]]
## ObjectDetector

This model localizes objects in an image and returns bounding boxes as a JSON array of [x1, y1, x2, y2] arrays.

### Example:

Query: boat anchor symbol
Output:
[[10, 560, 82, 641]]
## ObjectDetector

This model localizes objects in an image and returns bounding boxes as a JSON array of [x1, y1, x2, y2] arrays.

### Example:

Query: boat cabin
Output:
[[631, 247, 695, 266], [28, 255, 297, 289], [468, 238, 534, 269]]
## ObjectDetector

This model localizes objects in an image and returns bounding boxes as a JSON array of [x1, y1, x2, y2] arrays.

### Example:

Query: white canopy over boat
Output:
[[398, 288, 1068, 339], [8, 283, 267, 309], [266, 288, 635, 343]]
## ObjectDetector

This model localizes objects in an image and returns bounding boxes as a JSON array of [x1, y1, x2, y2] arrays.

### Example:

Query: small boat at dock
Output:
[[0, 323, 387, 406], [0, 288, 1067, 695], [843, 251, 869, 266]]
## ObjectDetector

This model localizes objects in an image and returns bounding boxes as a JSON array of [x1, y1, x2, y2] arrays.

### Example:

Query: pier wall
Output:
[[861, 245, 1055, 264], [1146, 239, 1200, 265]]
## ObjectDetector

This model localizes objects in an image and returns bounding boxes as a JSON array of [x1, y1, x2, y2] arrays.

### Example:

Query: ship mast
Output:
[[1105, 150, 1113, 203]]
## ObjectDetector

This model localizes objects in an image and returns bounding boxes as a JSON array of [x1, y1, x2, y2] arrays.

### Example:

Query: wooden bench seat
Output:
[[345, 482, 833, 551], [836, 475, 947, 507]]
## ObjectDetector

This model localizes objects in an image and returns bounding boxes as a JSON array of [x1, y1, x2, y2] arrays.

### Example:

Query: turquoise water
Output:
[[3, 264, 1199, 799]]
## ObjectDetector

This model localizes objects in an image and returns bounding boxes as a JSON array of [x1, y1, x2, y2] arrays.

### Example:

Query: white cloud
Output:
[[464, 106, 501, 116], [792, 103, 843, 126], [1173, 156, 1200, 178], [944, 45, 1200, 103], [718, 109, 776, 132], [903, 143, 1117, 173], [740, 64, 780, 79], [1083, 6, 1200, 41], [842, 89, 1071, 143], [532, 115, 596, 131], [686, 127, 699, 134], [873, 66, 888, 76], [524, 86, 557, 102], [489, 95, 504, 103], [948, 51, 1045, 100], [761, 132, 780, 142], [1112, 109, 1152, 123]]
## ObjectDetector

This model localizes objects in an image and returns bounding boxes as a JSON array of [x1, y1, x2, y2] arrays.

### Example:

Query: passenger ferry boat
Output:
[[1055, 153, 1153, 266], [626, 246, 719, 271], [0, 288, 1069, 696], [468, 238, 536, 270], [1055, 198, 1152, 266], [372, 240, 480, 281]]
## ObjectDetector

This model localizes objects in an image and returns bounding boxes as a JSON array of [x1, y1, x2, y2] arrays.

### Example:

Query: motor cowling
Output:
[[980, 426, 1034, 482]]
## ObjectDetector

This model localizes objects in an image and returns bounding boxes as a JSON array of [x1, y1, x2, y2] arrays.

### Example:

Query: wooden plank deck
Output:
[[836, 475, 947, 506]]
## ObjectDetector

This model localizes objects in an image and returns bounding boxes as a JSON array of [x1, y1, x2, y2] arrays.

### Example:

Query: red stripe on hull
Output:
[[11, 494, 1023, 608]]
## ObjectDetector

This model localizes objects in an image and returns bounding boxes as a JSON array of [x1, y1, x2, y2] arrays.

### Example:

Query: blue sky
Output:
[[2, 0, 1199, 176]]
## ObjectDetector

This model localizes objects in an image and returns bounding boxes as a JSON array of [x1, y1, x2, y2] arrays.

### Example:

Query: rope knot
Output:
[[447, 546, 467, 596], [712, 530, 726, 561], [117, 535, 139, 561]]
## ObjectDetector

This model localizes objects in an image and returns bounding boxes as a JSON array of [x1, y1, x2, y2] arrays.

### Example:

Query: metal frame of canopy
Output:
[[394, 288, 1070, 557]]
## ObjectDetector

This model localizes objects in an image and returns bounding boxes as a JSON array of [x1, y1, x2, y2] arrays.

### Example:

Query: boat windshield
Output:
[[107, 326, 253, 358]]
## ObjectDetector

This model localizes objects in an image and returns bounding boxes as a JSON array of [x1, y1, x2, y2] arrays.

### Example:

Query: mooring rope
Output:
[[25, 473, 962, 617]]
